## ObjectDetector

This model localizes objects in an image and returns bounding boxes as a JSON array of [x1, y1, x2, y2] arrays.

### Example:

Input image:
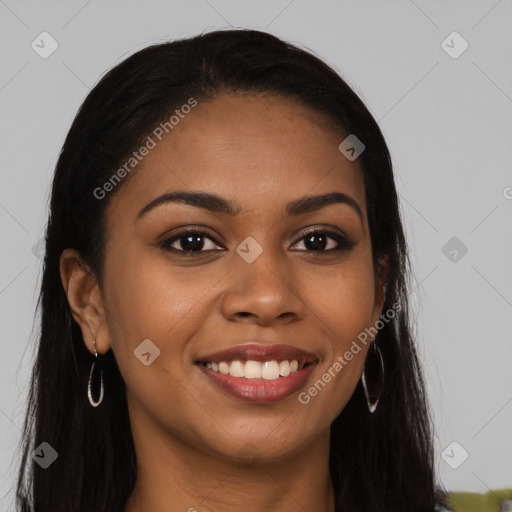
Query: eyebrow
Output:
[[137, 190, 364, 223]]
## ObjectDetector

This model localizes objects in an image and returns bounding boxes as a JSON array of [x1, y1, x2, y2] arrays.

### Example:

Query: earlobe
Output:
[[59, 249, 111, 355]]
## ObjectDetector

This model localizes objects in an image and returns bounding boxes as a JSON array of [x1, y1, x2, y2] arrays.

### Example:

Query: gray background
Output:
[[1, 0, 511, 508]]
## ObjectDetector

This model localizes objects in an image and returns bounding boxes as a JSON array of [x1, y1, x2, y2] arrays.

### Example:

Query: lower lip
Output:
[[197, 363, 317, 403]]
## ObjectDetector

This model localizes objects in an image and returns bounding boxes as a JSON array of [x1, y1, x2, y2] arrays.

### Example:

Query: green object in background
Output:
[[447, 489, 512, 512]]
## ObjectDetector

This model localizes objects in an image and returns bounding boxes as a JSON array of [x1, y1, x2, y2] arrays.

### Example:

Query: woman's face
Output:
[[98, 93, 386, 462]]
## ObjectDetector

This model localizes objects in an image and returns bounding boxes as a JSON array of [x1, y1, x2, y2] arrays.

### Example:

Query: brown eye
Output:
[[292, 229, 355, 252], [159, 230, 223, 253]]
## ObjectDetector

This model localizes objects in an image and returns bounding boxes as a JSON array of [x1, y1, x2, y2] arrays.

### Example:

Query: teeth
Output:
[[229, 360, 245, 378], [262, 360, 280, 380], [204, 359, 305, 379], [244, 360, 262, 379], [279, 360, 290, 377], [218, 362, 230, 375]]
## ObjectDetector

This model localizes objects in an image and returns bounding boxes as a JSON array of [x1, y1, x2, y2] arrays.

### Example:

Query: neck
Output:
[[124, 413, 335, 512]]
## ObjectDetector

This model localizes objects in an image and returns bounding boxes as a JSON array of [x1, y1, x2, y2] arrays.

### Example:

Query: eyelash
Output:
[[158, 228, 355, 254]]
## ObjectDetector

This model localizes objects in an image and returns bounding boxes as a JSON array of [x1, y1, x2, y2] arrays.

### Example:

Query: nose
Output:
[[219, 250, 305, 326]]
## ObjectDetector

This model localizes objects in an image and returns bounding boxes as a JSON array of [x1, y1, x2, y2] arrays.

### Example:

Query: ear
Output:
[[371, 256, 390, 329], [59, 248, 111, 355]]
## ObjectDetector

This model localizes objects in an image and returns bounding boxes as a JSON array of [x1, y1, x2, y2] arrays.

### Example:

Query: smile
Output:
[[203, 359, 305, 380], [196, 343, 319, 403]]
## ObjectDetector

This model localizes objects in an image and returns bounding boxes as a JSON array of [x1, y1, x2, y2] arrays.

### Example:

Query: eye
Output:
[[291, 229, 355, 252], [159, 229, 224, 253], [159, 227, 355, 255]]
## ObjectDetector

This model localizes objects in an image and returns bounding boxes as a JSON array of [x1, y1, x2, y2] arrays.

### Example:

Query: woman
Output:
[[16, 29, 452, 512]]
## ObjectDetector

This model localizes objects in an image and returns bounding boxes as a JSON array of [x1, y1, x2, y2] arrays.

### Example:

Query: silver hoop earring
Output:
[[361, 340, 384, 413], [87, 340, 104, 407]]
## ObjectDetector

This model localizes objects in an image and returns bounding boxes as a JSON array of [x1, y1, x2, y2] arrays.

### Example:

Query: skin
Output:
[[60, 93, 388, 512]]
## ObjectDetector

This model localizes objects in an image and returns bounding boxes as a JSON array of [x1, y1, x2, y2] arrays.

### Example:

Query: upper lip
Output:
[[196, 343, 319, 365]]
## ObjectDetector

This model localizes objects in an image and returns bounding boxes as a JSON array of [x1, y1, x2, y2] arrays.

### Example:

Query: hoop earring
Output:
[[361, 340, 384, 413], [87, 340, 104, 407]]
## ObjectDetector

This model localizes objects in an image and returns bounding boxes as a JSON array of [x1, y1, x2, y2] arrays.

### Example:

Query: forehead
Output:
[[107, 93, 367, 222]]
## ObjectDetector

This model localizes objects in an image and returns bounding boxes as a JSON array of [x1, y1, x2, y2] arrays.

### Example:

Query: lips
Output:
[[195, 342, 319, 403]]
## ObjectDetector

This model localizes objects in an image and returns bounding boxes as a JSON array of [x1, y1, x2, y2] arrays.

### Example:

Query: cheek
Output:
[[100, 252, 219, 434], [103, 250, 220, 359], [297, 254, 376, 411], [306, 257, 376, 351]]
